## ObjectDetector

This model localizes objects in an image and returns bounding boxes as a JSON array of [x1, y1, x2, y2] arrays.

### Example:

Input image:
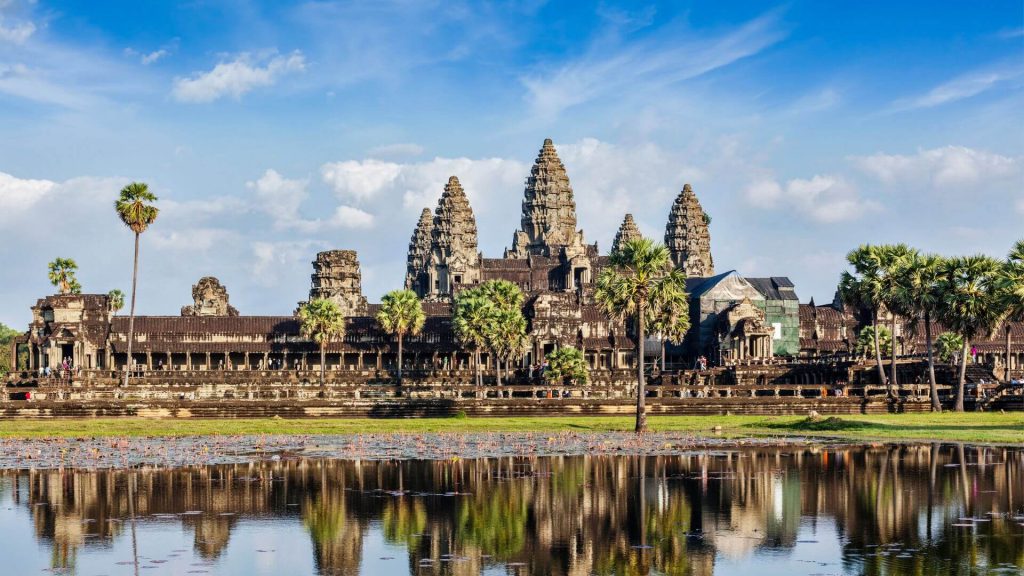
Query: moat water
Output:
[[0, 443, 1021, 575]]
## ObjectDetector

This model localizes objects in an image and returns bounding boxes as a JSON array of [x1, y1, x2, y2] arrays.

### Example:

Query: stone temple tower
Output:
[[611, 213, 642, 255], [664, 184, 714, 277], [425, 176, 481, 300], [507, 138, 584, 258], [307, 250, 369, 316], [404, 208, 434, 295]]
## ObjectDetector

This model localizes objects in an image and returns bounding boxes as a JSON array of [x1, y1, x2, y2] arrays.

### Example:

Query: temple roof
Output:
[[745, 277, 798, 301]]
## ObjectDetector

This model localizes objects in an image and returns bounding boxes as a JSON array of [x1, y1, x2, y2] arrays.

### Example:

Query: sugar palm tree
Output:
[[115, 182, 159, 386], [937, 255, 1001, 411], [453, 289, 493, 387], [375, 289, 426, 384], [107, 289, 125, 315], [48, 258, 81, 294], [479, 280, 528, 385], [995, 240, 1024, 382], [299, 298, 346, 388], [594, 237, 686, 433], [839, 245, 888, 392], [647, 280, 690, 372], [878, 244, 918, 392], [894, 253, 945, 410], [545, 346, 588, 385]]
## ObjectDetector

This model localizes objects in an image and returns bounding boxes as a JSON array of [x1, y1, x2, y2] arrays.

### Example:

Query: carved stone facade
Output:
[[404, 208, 434, 295], [665, 184, 714, 277], [181, 277, 238, 317], [307, 250, 368, 316], [611, 213, 642, 254], [411, 176, 483, 301]]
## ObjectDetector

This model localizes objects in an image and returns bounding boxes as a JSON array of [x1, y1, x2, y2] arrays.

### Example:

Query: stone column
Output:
[[186, 350, 192, 370], [205, 352, 211, 371], [263, 352, 269, 370], [145, 351, 153, 370]]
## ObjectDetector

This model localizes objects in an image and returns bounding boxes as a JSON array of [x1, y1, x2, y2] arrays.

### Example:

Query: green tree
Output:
[[994, 240, 1024, 381], [545, 346, 588, 385], [298, 298, 346, 388], [894, 253, 946, 410], [375, 289, 426, 384], [877, 244, 918, 391], [107, 289, 125, 315], [0, 322, 20, 377], [647, 287, 690, 372], [48, 258, 81, 295], [839, 245, 889, 392], [453, 289, 494, 387], [937, 256, 1002, 411], [114, 182, 159, 386], [855, 325, 892, 358], [594, 237, 686, 433], [935, 332, 964, 364], [479, 280, 528, 385]]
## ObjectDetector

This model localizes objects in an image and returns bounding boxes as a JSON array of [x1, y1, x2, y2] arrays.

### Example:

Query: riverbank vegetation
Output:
[[0, 413, 1019, 444]]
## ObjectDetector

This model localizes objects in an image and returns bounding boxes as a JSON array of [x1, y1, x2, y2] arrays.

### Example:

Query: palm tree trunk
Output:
[[955, 340, 968, 412], [123, 232, 140, 387], [872, 309, 886, 393], [1005, 325, 1012, 383], [397, 333, 403, 385], [890, 314, 899, 396], [496, 355, 503, 386], [661, 339, 666, 372], [475, 350, 481, 386], [636, 304, 647, 433], [925, 312, 940, 411], [319, 343, 326, 388]]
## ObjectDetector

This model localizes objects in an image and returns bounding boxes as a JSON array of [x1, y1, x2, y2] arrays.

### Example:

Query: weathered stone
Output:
[[307, 250, 368, 316], [405, 208, 434, 294], [181, 277, 239, 317], [611, 213, 642, 254], [507, 139, 584, 258], [422, 176, 481, 300], [664, 184, 714, 277]]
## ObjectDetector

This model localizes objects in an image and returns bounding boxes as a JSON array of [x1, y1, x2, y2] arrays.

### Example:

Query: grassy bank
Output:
[[0, 413, 1020, 444]]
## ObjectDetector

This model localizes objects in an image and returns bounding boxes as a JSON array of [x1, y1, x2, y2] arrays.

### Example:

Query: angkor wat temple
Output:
[[7, 139, 1022, 413]]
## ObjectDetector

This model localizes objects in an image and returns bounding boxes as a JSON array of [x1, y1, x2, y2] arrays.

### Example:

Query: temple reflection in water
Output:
[[2, 445, 1022, 575]]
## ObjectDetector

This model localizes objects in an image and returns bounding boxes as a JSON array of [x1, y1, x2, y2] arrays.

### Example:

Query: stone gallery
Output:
[[10, 140, 1023, 399]]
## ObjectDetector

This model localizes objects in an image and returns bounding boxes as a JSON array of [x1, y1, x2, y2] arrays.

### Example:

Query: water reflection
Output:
[[1, 444, 1021, 575]]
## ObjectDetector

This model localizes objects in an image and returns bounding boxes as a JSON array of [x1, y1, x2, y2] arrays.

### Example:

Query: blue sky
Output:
[[1, 0, 1022, 327]]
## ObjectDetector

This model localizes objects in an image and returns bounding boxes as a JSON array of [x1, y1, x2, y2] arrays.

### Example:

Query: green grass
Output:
[[0, 413, 1020, 444]]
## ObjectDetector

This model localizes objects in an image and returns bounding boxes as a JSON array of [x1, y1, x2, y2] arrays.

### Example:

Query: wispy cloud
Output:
[[892, 62, 1024, 110], [852, 146, 1020, 188], [744, 174, 880, 223], [521, 11, 787, 118], [173, 51, 306, 103]]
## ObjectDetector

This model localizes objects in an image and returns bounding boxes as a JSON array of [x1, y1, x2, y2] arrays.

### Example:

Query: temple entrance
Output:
[[60, 343, 74, 366]]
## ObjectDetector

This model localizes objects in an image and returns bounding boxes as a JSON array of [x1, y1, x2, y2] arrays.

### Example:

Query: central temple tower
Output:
[[506, 138, 585, 258]]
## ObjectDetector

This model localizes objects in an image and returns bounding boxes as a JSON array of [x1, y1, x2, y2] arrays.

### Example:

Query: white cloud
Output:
[[0, 170, 56, 217], [141, 49, 169, 65], [320, 159, 402, 201], [521, 12, 786, 117], [853, 146, 1020, 189], [247, 169, 310, 229], [150, 228, 237, 251], [0, 16, 34, 44], [745, 175, 879, 223], [330, 205, 375, 228], [172, 51, 306, 103], [893, 63, 1024, 110], [251, 240, 327, 286]]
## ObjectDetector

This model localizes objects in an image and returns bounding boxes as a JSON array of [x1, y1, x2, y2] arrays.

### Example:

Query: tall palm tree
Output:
[[114, 182, 159, 386], [594, 237, 686, 433], [453, 290, 493, 387], [895, 253, 945, 410], [995, 240, 1024, 382], [878, 244, 918, 393], [647, 276, 690, 372], [937, 255, 1001, 411], [839, 245, 888, 393], [107, 289, 126, 315], [479, 280, 528, 385], [299, 298, 346, 388], [47, 258, 80, 294], [375, 289, 426, 384]]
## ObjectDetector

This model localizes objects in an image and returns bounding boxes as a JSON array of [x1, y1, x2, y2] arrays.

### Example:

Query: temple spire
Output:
[[611, 213, 642, 255], [405, 208, 434, 294], [664, 183, 714, 277], [426, 176, 480, 300], [507, 138, 581, 258]]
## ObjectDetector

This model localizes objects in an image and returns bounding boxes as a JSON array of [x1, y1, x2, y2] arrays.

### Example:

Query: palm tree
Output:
[[453, 289, 493, 387], [48, 258, 80, 294], [545, 346, 588, 385], [994, 240, 1024, 382], [107, 289, 125, 315], [114, 182, 159, 386], [878, 244, 918, 393], [594, 237, 686, 433], [839, 245, 888, 393], [479, 280, 528, 385], [298, 298, 346, 388], [937, 255, 1001, 411], [375, 289, 426, 384], [647, 280, 690, 372], [894, 253, 945, 410]]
